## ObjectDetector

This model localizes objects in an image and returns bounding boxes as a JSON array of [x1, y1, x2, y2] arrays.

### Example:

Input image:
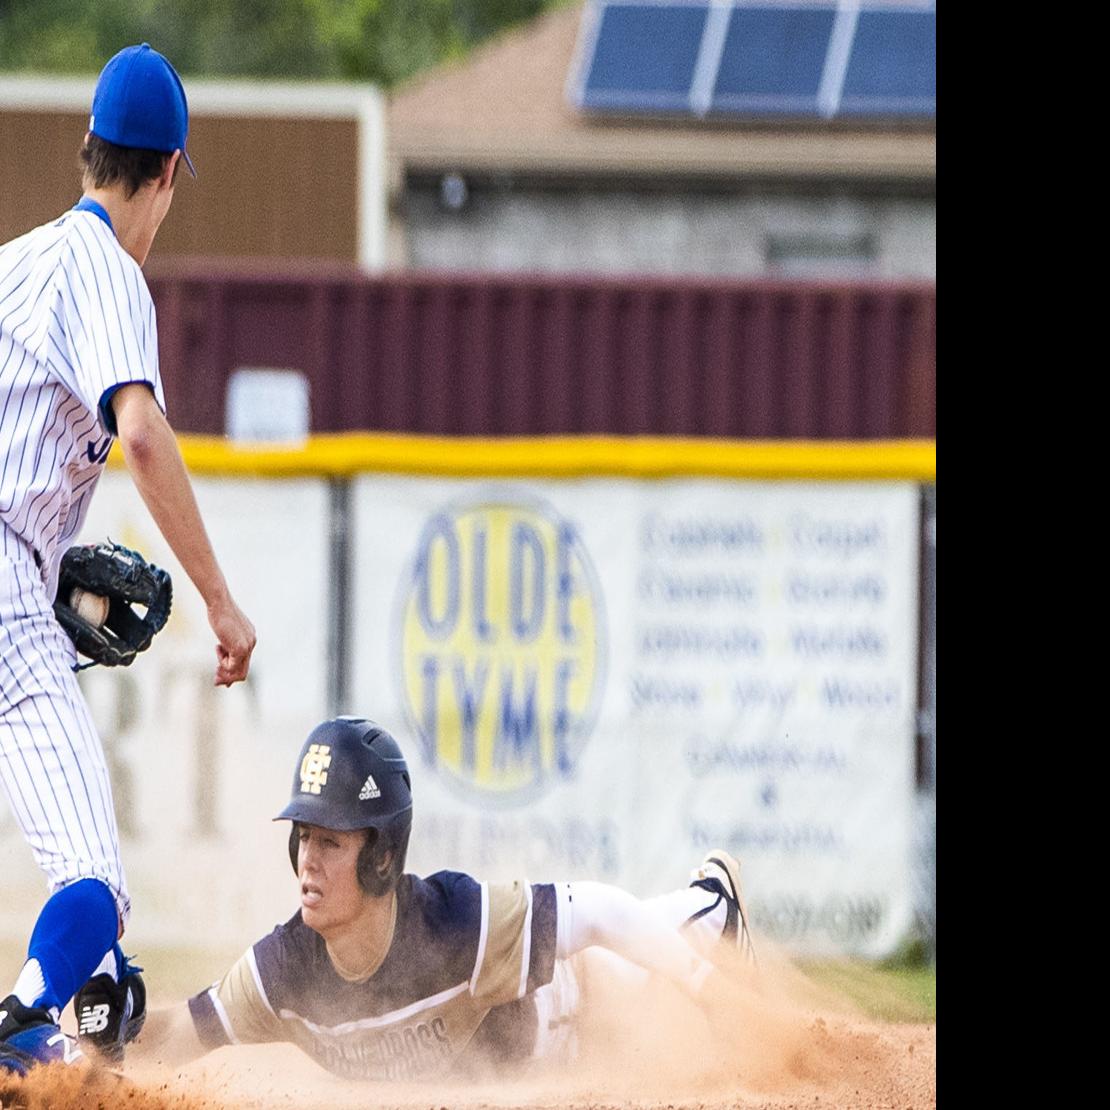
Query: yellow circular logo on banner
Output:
[[397, 495, 606, 804]]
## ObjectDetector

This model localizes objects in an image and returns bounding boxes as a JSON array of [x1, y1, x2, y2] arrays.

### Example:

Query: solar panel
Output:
[[840, 7, 936, 115], [579, 1, 710, 112], [711, 5, 837, 114], [570, 0, 937, 121]]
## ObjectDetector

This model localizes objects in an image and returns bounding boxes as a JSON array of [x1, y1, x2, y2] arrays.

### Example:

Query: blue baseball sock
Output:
[[100, 941, 126, 979], [12, 879, 118, 1017]]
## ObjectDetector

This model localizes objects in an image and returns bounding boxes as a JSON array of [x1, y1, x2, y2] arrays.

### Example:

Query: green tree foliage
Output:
[[0, 0, 560, 86]]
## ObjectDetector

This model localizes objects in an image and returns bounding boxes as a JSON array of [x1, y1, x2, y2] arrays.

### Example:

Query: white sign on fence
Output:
[[350, 477, 919, 958]]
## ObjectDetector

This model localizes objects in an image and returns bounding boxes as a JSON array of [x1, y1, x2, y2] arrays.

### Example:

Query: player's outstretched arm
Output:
[[124, 1003, 208, 1068], [111, 383, 256, 686]]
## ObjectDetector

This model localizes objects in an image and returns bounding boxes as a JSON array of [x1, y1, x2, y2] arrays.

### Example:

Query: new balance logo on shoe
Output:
[[358, 775, 380, 800], [79, 1004, 110, 1035]]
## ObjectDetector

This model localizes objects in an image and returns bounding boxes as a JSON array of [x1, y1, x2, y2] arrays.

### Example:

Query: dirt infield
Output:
[[0, 1020, 936, 1109], [0, 947, 936, 1109]]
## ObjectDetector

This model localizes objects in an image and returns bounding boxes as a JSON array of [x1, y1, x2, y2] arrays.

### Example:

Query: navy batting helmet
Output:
[[275, 717, 413, 896]]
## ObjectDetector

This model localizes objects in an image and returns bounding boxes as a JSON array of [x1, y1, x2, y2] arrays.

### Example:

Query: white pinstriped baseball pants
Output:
[[1, 522, 130, 925]]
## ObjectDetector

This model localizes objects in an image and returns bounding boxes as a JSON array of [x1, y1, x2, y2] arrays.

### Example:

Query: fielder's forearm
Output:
[[554, 881, 714, 998], [112, 385, 230, 608]]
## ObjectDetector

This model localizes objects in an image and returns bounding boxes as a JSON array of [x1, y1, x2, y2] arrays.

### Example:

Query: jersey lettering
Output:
[[320, 1016, 455, 1081], [85, 435, 113, 464]]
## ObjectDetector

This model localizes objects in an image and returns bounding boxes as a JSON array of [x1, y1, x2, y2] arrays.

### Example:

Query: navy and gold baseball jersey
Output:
[[188, 871, 557, 1080]]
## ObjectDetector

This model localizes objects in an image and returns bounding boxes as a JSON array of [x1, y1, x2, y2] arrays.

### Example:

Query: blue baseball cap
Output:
[[89, 43, 196, 177]]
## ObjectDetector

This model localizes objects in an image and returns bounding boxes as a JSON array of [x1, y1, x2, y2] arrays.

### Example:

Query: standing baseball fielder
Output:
[[0, 44, 255, 1069]]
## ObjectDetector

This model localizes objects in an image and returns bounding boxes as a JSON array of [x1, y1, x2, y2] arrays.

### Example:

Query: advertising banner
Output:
[[350, 478, 920, 957], [0, 473, 331, 948]]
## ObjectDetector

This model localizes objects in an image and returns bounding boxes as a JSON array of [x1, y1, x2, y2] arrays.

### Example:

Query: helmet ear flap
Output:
[[392, 821, 412, 881], [355, 821, 412, 895], [357, 829, 386, 895]]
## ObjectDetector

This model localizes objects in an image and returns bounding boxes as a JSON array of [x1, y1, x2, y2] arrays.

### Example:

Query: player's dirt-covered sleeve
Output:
[[187, 945, 284, 1049], [55, 223, 166, 434], [468, 881, 557, 1008]]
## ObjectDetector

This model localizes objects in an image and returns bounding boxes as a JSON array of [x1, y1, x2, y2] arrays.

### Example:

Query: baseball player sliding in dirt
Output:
[[75, 718, 756, 1081], [0, 44, 255, 1073]]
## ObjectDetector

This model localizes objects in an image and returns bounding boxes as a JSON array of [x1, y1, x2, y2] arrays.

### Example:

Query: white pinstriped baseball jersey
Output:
[[0, 202, 165, 595], [1, 199, 163, 920]]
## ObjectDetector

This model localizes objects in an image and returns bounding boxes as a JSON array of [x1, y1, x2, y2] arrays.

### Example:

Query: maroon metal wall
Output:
[[146, 266, 936, 439]]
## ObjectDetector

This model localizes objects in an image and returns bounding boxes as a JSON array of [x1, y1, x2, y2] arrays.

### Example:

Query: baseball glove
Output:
[[53, 541, 172, 668]]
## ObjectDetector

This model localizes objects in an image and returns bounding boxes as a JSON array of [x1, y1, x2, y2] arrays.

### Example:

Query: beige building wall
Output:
[[1, 79, 386, 267]]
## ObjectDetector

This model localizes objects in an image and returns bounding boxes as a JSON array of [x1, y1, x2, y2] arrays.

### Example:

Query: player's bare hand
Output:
[[208, 595, 256, 687]]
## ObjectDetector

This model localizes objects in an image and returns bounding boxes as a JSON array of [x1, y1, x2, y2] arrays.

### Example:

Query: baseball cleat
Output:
[[688, 850, 757, 965], [0, 1041, 37, 1077], [0, 994, 84, 1074], [74, 954, 147, 1064]]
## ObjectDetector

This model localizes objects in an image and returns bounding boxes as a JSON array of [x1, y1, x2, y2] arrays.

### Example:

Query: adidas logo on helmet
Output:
[[358, 774, 380, 801]]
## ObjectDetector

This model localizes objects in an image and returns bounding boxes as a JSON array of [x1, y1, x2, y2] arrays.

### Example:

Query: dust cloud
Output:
[[0, 943, 934, 1110]]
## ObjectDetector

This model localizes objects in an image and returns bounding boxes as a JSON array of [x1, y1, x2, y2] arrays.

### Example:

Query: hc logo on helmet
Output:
[[397, 493, 607, 805], [299, 744, 332, 795]]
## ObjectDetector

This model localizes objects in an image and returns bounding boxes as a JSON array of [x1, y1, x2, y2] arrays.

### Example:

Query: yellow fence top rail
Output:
[[110, 433, 936, 480]]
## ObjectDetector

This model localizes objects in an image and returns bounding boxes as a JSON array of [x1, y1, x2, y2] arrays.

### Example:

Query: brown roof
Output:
[[388, 2, 935, 184]]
